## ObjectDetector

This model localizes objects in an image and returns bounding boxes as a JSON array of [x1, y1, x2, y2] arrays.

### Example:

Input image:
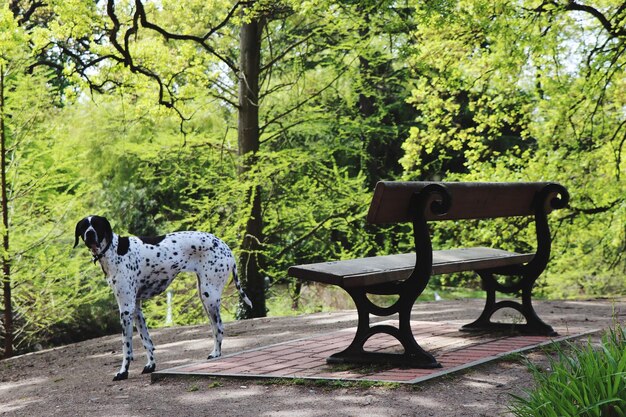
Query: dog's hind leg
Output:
[[134, 303, 156, 374], [197, 278, 224, 359], [114, 304, 135, 381]]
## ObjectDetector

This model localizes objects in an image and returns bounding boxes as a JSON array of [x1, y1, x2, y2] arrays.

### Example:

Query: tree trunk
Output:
[[357, 9, 382, 190], [0, 66, 13, 358], [236, 15, 266, 318]]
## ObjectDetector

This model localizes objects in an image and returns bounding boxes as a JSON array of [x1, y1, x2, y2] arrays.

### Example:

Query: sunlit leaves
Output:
[[0, 6, 105, 354], [401, 0, 626, 296]]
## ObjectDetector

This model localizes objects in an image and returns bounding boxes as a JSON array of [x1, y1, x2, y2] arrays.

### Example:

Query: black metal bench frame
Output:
[[288, 181, 569, 368]]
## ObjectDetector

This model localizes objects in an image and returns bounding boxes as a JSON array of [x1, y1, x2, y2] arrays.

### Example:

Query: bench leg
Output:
[[461, 271, 557, 336], [327, 288, 441, 369]]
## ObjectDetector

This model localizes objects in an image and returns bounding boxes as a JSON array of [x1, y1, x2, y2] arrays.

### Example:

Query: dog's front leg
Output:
[[113, 306, 135, 381], [134, 304, 156, 374]]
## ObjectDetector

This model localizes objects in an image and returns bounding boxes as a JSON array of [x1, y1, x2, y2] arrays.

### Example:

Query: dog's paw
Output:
[[113, 371, 129, 381], [207, 353, 220, 360], [142, 364, 156, 374]]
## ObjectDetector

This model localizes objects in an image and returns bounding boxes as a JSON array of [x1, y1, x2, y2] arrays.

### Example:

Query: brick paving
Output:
[[153, 320, 593, 384]]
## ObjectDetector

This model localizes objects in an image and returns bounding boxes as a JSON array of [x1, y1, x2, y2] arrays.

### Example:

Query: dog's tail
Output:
[[232, 264, 253, 308]]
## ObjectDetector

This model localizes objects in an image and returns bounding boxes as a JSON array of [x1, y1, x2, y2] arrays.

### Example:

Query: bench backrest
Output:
[[367, 181, 566, 224]]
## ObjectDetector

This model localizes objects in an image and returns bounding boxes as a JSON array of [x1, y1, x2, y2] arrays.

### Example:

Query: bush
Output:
[[509, 324, 626, 417]]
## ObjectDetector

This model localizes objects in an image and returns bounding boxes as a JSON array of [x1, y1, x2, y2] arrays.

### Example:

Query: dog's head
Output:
[[74, 215, 113, 251]]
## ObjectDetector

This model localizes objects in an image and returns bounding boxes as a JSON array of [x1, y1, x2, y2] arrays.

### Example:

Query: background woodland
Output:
[[1, 0, 625, 357]]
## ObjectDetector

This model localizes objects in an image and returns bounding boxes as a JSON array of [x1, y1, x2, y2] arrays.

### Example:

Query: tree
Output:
[[1, 4, 36, 357], [0, 3, 118, 357], [236, 9, 265, 317], [401, 0, 626, 295], [0, 41, 13, 359], [82, 0, 302, 318], [83, 0, 416, 317]]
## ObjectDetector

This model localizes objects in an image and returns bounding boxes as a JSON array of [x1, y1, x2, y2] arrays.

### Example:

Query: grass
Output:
[[256, 377, 403, 390], [509, 323, 626, 417], [497, 352, 527, 364], [186, 384, 200, 392]]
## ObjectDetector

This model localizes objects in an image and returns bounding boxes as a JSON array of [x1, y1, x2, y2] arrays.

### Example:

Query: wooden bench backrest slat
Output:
[[367, 181, 558, 224]]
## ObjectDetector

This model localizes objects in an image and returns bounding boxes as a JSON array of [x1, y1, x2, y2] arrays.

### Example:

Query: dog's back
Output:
[[124, 232, 235, 300]]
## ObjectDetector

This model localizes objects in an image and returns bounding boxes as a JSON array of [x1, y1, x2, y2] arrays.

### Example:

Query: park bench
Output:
[[287, 181, 569, 368]]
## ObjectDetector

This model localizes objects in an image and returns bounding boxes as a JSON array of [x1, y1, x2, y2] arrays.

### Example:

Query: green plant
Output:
[[509, 325, 626, 417], [257, 377, 400, 390]]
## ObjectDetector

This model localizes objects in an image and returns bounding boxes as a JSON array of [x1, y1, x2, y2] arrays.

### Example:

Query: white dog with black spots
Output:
[[74, 215, 252, 381]]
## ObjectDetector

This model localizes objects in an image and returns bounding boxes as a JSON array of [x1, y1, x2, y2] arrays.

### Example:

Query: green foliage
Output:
[[402, 0, 535, 178], [509, 324, 626, 417], [1, 0, 626, 355], [0, 5, 114, 355], [401, 0, 626, 296]]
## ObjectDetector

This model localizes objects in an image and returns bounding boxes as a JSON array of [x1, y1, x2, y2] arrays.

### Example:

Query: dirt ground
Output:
[[0, 298, 623, 417]]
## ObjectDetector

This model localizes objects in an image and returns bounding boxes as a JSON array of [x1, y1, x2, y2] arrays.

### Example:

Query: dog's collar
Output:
[[92, 240, 112, 264]]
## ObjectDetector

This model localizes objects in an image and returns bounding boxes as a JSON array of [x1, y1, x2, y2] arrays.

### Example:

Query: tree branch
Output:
[[105, 0, 195, 134], [9, 0, 45, 27], [564, 1, 626, 38], [274, 208, 358, 259], [562, 198, 623, 221], [107, 0, 175, 107], [611, 119, 626, 181], [259, 54, 354, 135], [529, 1, 626, 39], [260, 32, 315, 73], [133, 0, 240, 74]]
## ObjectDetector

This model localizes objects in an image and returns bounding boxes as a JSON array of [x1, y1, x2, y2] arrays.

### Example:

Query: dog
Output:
[[74, 215, 252, 381]]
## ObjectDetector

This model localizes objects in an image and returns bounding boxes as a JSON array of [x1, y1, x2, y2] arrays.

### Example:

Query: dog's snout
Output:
[[84, 230, 98, 247]]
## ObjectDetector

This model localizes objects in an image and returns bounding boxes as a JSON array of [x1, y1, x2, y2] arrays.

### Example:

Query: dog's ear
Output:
[[101, 216, 113, 245], [74, 218, 89, 248]]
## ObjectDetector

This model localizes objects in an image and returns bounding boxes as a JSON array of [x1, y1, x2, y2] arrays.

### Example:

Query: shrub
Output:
[[510, 325, 626, 417]]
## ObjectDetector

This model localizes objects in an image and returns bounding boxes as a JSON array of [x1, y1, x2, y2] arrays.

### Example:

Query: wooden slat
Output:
[[367, 181, 560, 224], [287, 247, 534, 289]]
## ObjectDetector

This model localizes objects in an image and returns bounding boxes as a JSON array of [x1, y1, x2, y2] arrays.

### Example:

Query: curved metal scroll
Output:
[[407, 184, 451, 296], [463, 183, 568, 336], [327, 185, 451, 369], [526, 182, 570, 276]]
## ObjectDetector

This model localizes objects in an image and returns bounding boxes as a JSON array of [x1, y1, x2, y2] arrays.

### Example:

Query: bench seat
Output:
[[288, 247, 534, 289]]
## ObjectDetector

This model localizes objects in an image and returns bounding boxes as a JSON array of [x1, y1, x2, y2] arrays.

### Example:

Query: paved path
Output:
[[0, 298, 623, 417], [155, 319, 593, 384]]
